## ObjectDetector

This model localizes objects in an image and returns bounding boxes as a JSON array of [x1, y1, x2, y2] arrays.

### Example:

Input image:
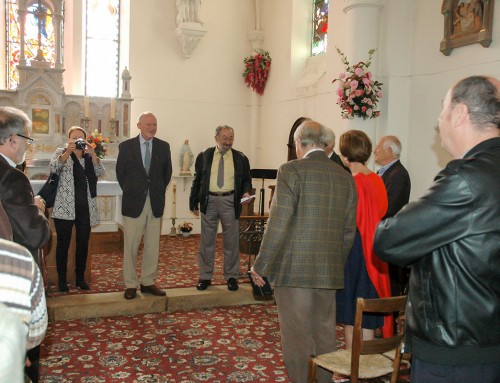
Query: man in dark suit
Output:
[[324, 127, 350, 172], [189, 125, 252, 292], [0, 106, 50, 383], [0, 107, 49, 260], [251, 120, 357, 383], [117, 112, 172, 300], [374, 135, 411, 295]]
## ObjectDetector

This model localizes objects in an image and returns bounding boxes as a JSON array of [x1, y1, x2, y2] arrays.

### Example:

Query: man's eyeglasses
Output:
[[16, 133, 34, 145]]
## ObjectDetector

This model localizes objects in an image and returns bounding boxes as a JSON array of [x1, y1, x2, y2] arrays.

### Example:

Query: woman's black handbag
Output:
[[37, 173, 59, 208]]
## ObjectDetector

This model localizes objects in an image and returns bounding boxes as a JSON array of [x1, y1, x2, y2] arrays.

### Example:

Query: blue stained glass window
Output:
[[312, 0, 329, 56]]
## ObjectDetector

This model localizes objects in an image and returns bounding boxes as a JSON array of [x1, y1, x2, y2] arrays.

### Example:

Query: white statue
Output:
[[179, 139, 194, 175], [176, 0, 203, 25]]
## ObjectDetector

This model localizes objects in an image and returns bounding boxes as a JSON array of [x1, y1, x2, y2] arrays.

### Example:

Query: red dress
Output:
[[354, 173, 393, 337]]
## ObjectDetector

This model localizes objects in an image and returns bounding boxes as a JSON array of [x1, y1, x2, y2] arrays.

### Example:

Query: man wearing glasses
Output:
[[0, 106, 50, 261]]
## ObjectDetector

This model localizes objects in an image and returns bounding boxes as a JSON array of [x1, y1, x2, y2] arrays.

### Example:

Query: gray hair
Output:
[[382, 135, 402, 158], [323, 127, 336, 148], [215, 125, 234, 136], [294, 120, 327, 149], [137, 111, 156, 124], [451, 76, 500, 130], [0, 107, 31, 145]]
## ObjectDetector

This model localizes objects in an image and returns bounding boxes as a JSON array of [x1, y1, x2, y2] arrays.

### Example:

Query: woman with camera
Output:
[[49, 126, 105, 292]]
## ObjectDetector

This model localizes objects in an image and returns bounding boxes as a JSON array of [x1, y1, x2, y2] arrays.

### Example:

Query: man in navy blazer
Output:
[[374, 135, 411, 295], [117, 112, 172, 300]]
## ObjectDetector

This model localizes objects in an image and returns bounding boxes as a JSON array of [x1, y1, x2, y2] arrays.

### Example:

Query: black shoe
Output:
[[124, 288, 137, 300], [58, 282, 69, 292], [76, 280, 90, 290], [227, 278, 238, 291], [196, 279, 211, 291]]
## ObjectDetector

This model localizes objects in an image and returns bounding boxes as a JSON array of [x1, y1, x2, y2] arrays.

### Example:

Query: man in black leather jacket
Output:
[[374, 76, 500, 383], [189, 125, 252, 292]]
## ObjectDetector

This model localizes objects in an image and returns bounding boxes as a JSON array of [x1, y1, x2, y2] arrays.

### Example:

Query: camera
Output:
[[75, 138, 87, 150]]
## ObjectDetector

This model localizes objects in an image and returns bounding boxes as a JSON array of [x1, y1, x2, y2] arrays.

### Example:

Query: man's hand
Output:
[[191, 210, 200, 217], [34, 195, 46, 212], [250, 266, 265, 287]]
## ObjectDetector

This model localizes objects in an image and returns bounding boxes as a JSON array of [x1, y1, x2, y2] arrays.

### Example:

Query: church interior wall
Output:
[[3, 0, 499, 219]]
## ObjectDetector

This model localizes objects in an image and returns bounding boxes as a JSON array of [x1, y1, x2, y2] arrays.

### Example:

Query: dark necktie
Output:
[[217, 151, 224, 188], [144, 141, 151, 172]]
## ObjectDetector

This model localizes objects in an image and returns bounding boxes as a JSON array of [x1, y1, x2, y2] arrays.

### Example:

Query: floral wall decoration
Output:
[[332, 48, 383, 120], [242, 49, 272, 96]]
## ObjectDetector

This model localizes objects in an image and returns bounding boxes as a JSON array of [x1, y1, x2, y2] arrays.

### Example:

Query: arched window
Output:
[[5, 0, 121, 96], [85, 0, 120, 97], [312, 0, 329, 56], [6, 0, 57, 89]]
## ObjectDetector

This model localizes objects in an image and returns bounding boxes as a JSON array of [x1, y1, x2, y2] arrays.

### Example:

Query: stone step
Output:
[[47, 284, 274, 322]]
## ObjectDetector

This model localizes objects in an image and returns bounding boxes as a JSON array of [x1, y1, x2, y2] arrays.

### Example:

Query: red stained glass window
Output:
[[312, 0, 329, 56]]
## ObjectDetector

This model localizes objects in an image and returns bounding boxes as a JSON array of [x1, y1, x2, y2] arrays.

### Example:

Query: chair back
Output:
[[351, 296, 407, 383]]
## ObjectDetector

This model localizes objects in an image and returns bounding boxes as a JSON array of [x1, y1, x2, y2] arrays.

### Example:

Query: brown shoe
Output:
[[140, 284, 166, 296], [124, 288, 136, 300]]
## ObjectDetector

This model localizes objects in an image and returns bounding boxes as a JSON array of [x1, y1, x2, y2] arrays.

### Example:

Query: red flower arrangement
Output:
[[332, 48, 383, 120], [242, 49, 271, 96]]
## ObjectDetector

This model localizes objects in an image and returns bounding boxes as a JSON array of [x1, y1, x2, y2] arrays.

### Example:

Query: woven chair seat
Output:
[[314, 349, 394, 379]]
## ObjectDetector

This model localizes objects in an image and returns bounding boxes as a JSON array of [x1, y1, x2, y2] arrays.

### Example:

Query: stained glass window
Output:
[[85, 0, 120, 97], [6, 0, 57, 89], [312, 0, 329, 56]]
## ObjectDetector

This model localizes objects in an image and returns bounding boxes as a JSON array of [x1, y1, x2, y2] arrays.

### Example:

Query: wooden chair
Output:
[[308, 296, 408, 383]]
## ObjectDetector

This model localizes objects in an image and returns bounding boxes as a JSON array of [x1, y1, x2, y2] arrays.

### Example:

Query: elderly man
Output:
[[117, 112, 172, 300], [190, 125, 252, 292], [0, 107, 49, 261], [373, 135, 411, 295], [324, 127, 350, 172], [373, 135, 411, 219], [251, 120, 357, 383], [374, 76, 500, 383]]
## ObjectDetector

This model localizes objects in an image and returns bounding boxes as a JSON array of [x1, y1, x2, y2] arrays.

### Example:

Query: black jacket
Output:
[[116, 136, 172, 218], [374, 137, 500, 366], [189, 147, 252, 218], [380, 160, 411, 218]]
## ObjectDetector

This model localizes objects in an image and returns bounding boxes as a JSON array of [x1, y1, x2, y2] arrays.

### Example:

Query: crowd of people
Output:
[[0, 74, 498, 383]]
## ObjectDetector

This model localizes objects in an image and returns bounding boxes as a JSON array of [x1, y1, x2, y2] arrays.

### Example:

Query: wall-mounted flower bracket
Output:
[[242, 49, 272, 95]]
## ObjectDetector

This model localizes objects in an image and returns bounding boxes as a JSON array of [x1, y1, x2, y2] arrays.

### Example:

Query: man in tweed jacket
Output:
[[252, 120, 357, 383]]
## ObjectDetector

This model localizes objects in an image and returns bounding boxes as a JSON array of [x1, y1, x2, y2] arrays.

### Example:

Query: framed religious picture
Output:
[[32, 108, 50, 134], [440, 0, 495, 56]]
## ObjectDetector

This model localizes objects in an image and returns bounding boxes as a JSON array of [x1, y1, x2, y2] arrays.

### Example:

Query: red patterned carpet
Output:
[[47, 234, 253, 296], [40, 304, 314, 382], [41, 234, 409, 382]]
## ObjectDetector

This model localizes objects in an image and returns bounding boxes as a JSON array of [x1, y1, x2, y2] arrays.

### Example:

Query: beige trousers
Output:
[[123, 196, 162, 288]]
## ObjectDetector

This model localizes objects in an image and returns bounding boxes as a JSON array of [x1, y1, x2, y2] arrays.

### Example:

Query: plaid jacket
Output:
[[253, 150, 357, 289]]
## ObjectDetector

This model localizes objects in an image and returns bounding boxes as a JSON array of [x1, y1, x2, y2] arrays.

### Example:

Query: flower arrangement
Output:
[[178, 221, 193, 233], [87, 129, 109, 159], [242, 49, 272, 96], [332, 48, 383, 120]]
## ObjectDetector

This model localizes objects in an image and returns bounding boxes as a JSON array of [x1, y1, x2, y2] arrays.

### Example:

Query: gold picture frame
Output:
[[440, 0, 495, 56], [32, 108, 50, 134]]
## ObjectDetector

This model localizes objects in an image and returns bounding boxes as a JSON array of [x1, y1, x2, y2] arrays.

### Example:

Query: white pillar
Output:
[[342, 0, 384, 150], [247, 0, 264, 164]]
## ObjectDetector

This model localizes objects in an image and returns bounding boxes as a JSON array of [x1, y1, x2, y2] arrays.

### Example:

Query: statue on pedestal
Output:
[[176, 0, 203, 25], [179, 139, 194, 175]]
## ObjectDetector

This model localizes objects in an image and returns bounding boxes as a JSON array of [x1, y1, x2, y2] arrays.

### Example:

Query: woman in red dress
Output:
[[336, 130, 392, 348]]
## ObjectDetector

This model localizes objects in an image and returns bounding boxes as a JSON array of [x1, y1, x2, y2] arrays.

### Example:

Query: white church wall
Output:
[[405, 0, 500, 199]]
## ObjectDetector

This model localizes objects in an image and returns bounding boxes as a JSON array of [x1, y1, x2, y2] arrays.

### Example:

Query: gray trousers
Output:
[[198, 194, 240, 280], [274, 286, 337, 383]]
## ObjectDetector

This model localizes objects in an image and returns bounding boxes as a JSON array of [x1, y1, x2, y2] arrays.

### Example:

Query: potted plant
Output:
[[178, 222, 193, 237]]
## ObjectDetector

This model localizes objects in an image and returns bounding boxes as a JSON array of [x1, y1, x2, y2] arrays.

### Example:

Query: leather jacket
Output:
[[374, 137, 500, 365], [189, 147, 252, 218]]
